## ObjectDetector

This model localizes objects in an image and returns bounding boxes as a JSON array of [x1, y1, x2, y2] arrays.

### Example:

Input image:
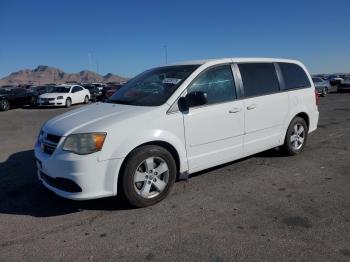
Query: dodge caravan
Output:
[[35, 58, 319, 207]]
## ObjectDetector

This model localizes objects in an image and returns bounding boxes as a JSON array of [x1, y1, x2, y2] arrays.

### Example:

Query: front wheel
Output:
[[0, 99, 10, 111], [321, 87, 328, 97], [65, 98, 72, 108], [119, 145, 177, 207], [282, 117, 308, 156], [84, 96, 89, 104]]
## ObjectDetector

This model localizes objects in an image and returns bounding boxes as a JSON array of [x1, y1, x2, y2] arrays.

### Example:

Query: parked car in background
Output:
[[35, 58, 319, 207], [82, 84, 103, 102], [0, 87, 37, 111], [330, 75, 344, 86], [37, 85, 90, 107], [312, 77, 330, 96], [30, 85, 56, 95], [338, 78, 350, 92], [101, 84, 123, 101], [91, 83, 106, 91]]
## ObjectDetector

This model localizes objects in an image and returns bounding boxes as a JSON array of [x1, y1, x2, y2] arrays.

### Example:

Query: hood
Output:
[[43, 102, 154, 136], [40, 93, 67, 98]]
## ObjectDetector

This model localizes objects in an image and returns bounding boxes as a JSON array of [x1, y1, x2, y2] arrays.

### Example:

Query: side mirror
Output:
[[178, 91, 208, 112], [185, 91, 208, 108]]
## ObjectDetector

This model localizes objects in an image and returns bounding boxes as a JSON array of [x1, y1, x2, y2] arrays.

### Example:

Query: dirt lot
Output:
[[1, 91, 350, 262]]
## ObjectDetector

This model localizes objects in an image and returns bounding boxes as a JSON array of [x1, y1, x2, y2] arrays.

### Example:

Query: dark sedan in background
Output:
[[0, 87, 38, 111], [82, 84, 103, 102], [338, 78, 350, 92], [29, 85, 56, 95]]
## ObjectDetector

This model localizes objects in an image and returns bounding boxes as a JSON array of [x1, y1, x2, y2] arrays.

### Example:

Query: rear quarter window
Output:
[[279, 63, 311, 90]]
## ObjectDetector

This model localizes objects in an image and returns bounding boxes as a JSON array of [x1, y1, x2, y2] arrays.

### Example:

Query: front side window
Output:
[[108, 65, 199, 106], [238, 63, 280, 97], [279, 63, 311, 90], [187, 65, 237, 105]]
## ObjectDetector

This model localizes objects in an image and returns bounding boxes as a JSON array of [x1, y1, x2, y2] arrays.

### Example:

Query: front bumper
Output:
[[34, 141, 124, 200], [37, 98, 64, 106]]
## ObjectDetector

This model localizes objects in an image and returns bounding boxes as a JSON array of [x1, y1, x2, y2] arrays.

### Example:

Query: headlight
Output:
[[63, 133, 106, 155], [57, 96, 64, 100]]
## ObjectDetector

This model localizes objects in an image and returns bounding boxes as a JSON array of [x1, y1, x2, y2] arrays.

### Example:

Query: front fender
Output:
[[100, 129, 188, 172]]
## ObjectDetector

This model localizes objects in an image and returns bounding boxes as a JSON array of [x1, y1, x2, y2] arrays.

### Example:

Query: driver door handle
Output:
[[229, 107, 242, 113]]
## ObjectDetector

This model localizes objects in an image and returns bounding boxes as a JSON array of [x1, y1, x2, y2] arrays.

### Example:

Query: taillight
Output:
[[315, 90, 320, 106]]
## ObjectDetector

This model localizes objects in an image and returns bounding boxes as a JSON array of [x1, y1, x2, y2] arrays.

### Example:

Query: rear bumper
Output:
[[309, 110, 319, 134]]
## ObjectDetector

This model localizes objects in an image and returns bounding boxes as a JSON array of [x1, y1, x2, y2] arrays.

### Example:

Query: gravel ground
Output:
[[1, 90, 350, 262]]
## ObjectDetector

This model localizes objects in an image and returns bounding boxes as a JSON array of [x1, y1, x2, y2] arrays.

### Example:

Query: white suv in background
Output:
[[35, 58, 319, 207], [37, 84, 90, 107]]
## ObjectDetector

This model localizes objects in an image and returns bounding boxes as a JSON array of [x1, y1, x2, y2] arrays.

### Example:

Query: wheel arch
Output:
[[119, 140, 181, 176], [280, 110, 310, 145], [295, 112, 310, 128], [114, 139, 184, 195]]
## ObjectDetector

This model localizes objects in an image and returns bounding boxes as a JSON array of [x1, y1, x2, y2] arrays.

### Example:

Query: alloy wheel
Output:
[[290, 124, 305, 150], [133, 157, 169, 199]]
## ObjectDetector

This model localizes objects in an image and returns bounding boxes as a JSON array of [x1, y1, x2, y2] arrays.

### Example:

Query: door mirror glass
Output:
[[185, 91, 208, 108]]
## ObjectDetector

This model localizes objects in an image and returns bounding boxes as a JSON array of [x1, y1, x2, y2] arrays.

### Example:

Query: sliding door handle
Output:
[[247, 104, 257, 110], [229, 108, 242, 113]]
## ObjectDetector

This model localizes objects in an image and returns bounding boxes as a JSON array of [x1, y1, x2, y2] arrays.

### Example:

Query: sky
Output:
[[0, 0, 349, 78]]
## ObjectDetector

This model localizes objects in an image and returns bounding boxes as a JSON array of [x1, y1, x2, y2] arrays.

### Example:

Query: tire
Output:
[[65, 98, 72, 108], [282, 117, 308, 156], [321, 87, 327, 97], [119, 145, 177, 207], [30, 96, 37, 106], [0, 99, 10, 111], [84, 96, 89, 104]]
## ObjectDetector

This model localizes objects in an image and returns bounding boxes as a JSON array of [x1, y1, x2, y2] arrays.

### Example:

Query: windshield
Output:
[[312, 78, 322, 83], [0, 89, 11, 95], [53, 86, 71, 93], [108, 65, 199, 106]]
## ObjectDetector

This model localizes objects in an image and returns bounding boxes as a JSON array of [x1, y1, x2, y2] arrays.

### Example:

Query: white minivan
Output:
[[35, 58, 319, 207]]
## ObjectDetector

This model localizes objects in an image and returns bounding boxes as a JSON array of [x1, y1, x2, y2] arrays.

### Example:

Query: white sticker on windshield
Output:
[[162, 78, 182, 85]]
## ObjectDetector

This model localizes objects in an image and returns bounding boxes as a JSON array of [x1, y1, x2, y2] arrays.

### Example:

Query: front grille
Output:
[[40, 171, 82, 193], [42, 143, 56, 155], [41, 133, 61, 155], [46, 134, 61, 143], [42, 98, 55, 102]]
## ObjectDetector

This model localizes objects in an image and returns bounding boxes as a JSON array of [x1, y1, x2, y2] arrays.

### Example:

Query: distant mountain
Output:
[[0, 65, 128, 86]]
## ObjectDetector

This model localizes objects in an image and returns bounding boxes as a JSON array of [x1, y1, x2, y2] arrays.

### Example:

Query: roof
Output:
[[166, 57, 301, 66]]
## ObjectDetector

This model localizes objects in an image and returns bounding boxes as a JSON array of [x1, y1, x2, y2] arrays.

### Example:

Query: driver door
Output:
[[182, 64, 244, 173]]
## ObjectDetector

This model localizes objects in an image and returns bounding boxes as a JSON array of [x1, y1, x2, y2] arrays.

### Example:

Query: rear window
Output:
[[238, 63, 280, 97], [279, 63, 311, 90]]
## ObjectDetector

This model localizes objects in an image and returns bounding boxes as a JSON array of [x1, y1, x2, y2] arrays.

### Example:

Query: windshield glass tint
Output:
[[108, 65, 199, 106], [54, 86, 70, 93]]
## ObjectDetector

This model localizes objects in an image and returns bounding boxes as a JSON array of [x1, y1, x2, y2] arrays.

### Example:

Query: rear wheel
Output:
[[0, 99, 10, 111], [65, 98, 72, 108], [119, 145, 177, 207], [282, 117, 308, 156], [321, 87, 328, 97]]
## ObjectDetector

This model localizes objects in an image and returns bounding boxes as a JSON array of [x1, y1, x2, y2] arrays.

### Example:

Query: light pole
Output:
[[164, 45, 168, 64]]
